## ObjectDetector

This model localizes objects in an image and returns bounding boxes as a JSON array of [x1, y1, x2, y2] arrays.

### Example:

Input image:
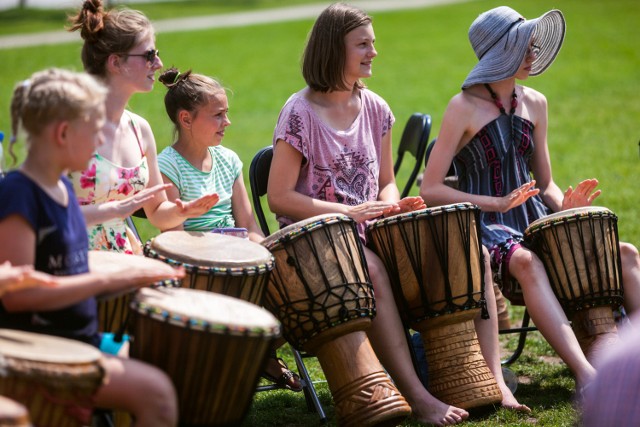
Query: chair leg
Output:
[[293, 348, 328, 424], [92, 409, 115, 427], [500, 308, 535, 366]]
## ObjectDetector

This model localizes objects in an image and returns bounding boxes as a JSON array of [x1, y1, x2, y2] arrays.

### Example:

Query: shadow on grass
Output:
[[243, 386, 336, 427]]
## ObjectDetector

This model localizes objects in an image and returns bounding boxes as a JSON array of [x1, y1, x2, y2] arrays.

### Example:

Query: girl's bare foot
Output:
[[499, 382, 531, 413], [409, 392, 469, 426]]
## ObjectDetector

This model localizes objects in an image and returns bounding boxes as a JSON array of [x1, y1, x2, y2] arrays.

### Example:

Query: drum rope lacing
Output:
[[367, 204, 488, 322], [524, 210, 624, 312], [264, 216, 376, 349]]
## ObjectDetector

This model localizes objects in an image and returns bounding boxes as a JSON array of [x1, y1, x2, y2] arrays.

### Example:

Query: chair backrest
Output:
[[394, 113, 432, 198], [249, 145, 274, 236], [424, 138, 458, 189], [424, 138, 457, 177]]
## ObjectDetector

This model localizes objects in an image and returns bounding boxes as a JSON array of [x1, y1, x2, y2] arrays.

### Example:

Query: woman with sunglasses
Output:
[[66, 0, 219, 255]]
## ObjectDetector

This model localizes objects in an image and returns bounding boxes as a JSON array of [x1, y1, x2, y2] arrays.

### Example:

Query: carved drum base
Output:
[[309, 330, 411, 427], [418, 318, 502, 409]]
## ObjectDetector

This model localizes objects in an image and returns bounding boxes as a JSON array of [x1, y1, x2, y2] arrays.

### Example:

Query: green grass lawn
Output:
[[1, 0, 638, 425], [0, 0, 325, 35]]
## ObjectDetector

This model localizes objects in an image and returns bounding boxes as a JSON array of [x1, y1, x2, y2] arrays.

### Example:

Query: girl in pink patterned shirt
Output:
[[268, 4, 503, 425]]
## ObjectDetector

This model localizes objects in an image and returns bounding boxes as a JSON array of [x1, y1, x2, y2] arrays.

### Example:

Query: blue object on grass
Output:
[[100, 332, 129, 355]]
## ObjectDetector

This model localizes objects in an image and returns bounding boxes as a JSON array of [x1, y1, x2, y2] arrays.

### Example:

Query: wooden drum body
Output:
[[129, 287, 280, 427], [90, 250, 179, 340], [144, 231, 274, 305], [367, 203, 502, 409], [524, 206, 624, 361], [263, 214, 411, 427], [0, 329, 105, 427]]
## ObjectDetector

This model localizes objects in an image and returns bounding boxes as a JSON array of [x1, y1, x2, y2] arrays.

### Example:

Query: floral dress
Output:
[[69, 113, 149, 254]]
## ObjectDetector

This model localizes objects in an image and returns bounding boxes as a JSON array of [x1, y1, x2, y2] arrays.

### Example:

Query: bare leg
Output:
[[94, 354, 178, 427], [494, 282, 511, 330], [620, 242, 640, 319], [509, 248, 596, 388], [364, 247, 469, 426], [475, 247, 530, 412]]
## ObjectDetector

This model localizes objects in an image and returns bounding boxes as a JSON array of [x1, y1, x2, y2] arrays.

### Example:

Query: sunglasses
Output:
[[121, 49, 160, 63]]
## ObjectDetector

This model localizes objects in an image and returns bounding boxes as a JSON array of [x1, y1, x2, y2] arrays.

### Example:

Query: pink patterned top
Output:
[[273, 88, 394, 240], [69, 113, 149, 254]]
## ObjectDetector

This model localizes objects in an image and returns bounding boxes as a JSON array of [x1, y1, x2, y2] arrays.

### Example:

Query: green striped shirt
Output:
[[158, 145, 242, 231]]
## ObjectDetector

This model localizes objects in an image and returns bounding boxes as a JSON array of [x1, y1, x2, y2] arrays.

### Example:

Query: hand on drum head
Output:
[[347, 200, 402, 223], [0, 261, 57, 296], [499, 181, 540, 213], [392, 196, 427, 215], [174, 192, 220, 218], [562, 178, 601, 211]]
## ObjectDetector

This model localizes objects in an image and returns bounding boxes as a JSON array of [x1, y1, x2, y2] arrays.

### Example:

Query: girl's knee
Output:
[[364, 249, 391, 289], [367, 258, 384, 284], [509, 249, 546, 290], [141, 369, 178, 426], [510, 249, 540, 273], [120, 360, 177, 425], [620, 242, 640, 267], [142, 365, 177, 406]]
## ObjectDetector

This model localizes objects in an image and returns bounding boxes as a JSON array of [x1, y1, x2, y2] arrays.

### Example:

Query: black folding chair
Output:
[[394, 113, 432, 198], [249, 145, 327, 423], [423, 138, 538, 365]]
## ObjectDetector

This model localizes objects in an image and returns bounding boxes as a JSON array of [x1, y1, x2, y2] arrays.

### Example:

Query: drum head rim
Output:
[[525, 206, 615, 237], [262, 214, 356, 250], [146, 231, 275, 269], [144, 241, 275, 274], [0, 329, 102, 364], [366, 202, 479, 231], [130, 288, 281, 337]]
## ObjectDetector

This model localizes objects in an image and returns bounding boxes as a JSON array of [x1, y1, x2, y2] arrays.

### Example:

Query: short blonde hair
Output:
[[9, 68, 107, 162]]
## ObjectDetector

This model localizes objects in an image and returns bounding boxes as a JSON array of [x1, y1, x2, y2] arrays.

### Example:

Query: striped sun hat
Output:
[[462, 6, 566, 89]]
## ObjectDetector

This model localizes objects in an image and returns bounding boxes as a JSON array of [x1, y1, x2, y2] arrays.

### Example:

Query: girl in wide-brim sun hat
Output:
[[462, 6, 566, 89], [422, 2, 640, 410]]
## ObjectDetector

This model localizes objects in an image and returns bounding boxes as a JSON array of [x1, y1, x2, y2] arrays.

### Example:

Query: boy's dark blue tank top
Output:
[[0, 171, 99, 347]]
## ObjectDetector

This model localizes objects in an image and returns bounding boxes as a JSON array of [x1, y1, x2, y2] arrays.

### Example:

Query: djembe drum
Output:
[[367, 203, 503, 409], [0, 396, 30, 427], [90, 251, 179, 340], [524, 206, 624, 361], [0, 329, 105, 427], [128, 287, 280, 427], [143, 231, 274, 304], [262, 214, 411, 427]]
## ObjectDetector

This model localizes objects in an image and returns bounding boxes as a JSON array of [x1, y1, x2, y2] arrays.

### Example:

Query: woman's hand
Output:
[[498, 181, 540, 213], [562, 178, 601, 210], [110, 184, 173, 218], [174, 193, 220, 218]]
